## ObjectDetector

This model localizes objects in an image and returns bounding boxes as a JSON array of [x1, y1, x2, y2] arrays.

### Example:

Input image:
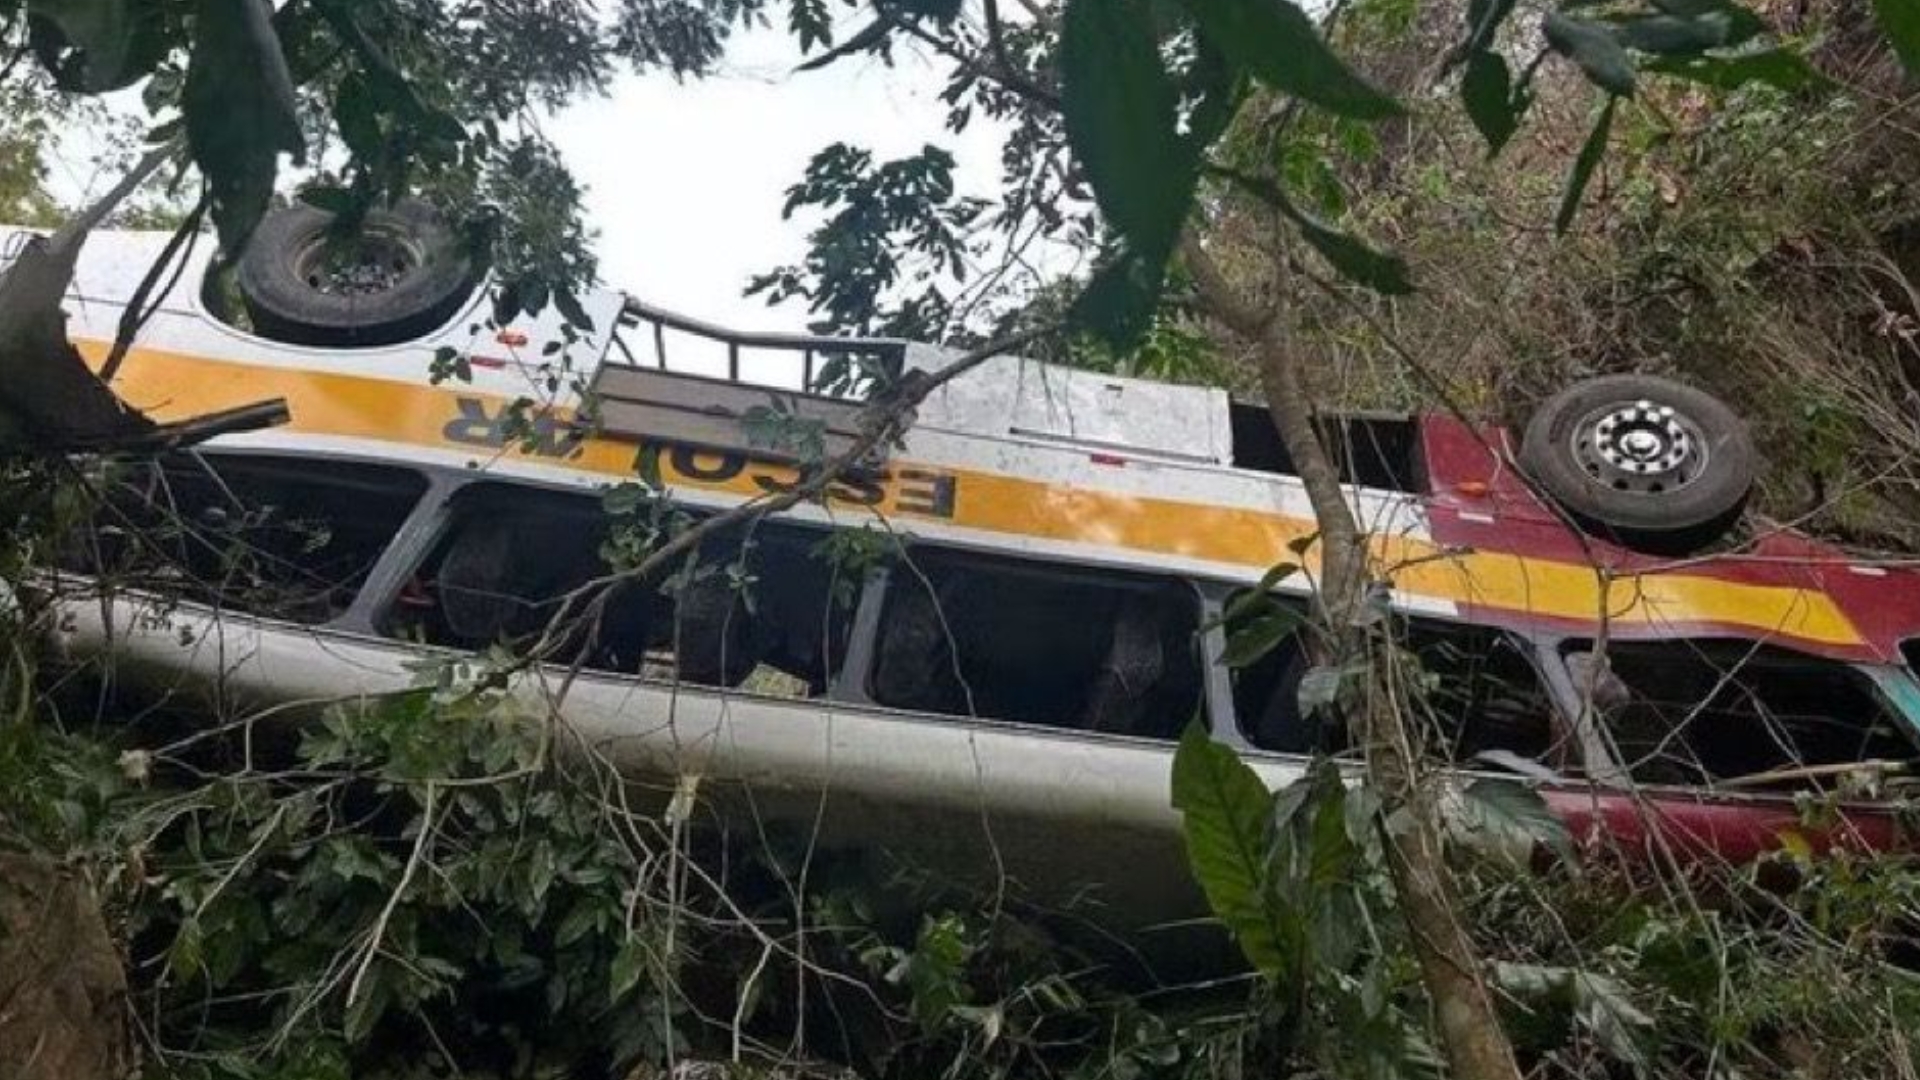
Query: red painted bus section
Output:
[[1417, 412, 1920, 665], [1542, 786, 1906, 864]]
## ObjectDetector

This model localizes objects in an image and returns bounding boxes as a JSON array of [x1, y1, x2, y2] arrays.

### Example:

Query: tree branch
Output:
[[1180, 222, 1523, 1080], [100, 193, 211, 384], [531, 324, 1056, 703]]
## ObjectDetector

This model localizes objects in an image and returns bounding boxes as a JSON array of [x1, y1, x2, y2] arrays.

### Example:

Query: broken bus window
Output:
[[73, 453, 425, 625], [870, 550, 1202, 738], [384, 483, 853, 695], [1569, 641, 1918, 788], [1231, 602, 1574, 774]]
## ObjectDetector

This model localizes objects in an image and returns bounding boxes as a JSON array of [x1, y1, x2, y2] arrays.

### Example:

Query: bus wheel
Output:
[[237, 199, 475, 347], [1519, 374, 1755, 554]]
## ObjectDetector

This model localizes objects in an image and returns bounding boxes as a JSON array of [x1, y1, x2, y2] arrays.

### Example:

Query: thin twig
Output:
[[345, 781, 438, 1011]]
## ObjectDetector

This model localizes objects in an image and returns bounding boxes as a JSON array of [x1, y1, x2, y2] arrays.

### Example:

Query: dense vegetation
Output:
[[2, 0, 1920, 1077]]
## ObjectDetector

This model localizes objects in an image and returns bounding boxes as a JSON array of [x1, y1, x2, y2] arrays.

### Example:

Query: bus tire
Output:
[[237, 199, 475, 347], [1520, 373, 1755, 554]]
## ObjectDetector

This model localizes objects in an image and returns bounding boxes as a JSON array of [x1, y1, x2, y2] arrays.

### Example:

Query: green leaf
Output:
[[1462, 50, 1524, 156], [26, 0, 143, 90], [1213, 561, 1301, 627], [1650, 0, 1746, 16], [167, 918, 206, 980], [334, 73, 385, 161], [1611, 7, 1761, 53], [1061, 0, 1192, 264], [1459, 777, 1573, 865], [1494, 963, 1654, 1067], [1872, 0, 1920, 75], [1554, 94, 1617, 235], [1544, 11, 1637, 97], [1295, 664, 1353, 716], [1221, 608, 1302, 668], [554, 287, 596, 333], [1072, 247, 1170, 349], [185, 0, 307, 254], [1184, 36, 1247, 152], [300, 185, 356, 216], [1183, 0, 1402, 120], [1170, 723, 1291, 977], [1282, 200, 1414, 294], [609, 937, 648, 1001], [1643, 46, 1827, 91]]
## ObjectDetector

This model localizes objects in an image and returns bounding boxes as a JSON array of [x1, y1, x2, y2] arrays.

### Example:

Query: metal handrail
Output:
[[618, 295, 907, 390]]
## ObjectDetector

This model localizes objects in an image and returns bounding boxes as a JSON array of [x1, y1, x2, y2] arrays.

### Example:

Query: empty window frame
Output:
[[868, 550, 1203, 738], [383, 484, 855, 695], [1567, 641, 1917, 787], [1230, 606, 1572, 772], [1228, 405, 1425, 493], [75, 453, 425, 624], [1399, 623, 1569, 770]]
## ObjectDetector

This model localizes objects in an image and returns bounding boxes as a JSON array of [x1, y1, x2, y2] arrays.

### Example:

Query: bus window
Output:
[[78, 454, 426, 625], [385, 485, 853, 695], [1400, 623, 1567, 770], [1568, 642, 1917, 788], [1232, 611, 1571, 774], [869, 551, 1202, 738]]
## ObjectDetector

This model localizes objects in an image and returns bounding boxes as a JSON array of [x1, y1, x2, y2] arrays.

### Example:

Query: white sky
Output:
[[548, 22, 1011, 333]]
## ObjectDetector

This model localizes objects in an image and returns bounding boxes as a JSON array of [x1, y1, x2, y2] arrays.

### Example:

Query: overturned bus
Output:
[[22, 203, 1920, 930]]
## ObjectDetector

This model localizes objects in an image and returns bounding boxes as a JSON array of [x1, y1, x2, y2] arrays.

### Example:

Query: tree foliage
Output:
[[0, 0, 788, 316]]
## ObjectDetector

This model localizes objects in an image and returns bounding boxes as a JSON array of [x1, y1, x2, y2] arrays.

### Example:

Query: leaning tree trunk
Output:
[[1183, 235, 1523, 1080]]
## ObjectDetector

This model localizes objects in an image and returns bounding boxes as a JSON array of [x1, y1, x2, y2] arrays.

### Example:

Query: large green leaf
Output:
[[1462, 50, 1524, 156], [1289, 207, 1414, 294], [1061, 0, 1191, 260], [185, 0, 306, 253], [26, 0, 148, 90], [1642, 47, 1828, 92], [334, 74, 385, 162], [1544, 11, 1637, 97], [1220, 608, 1302, 668], [1871, 0, 1920, 76], [1184, 35, 1246, 152], [1182, 0, 1401, 120], [1212, 560, 1301, 627], [1261, 188, 1412, 295], [1494, 963, 1654, 1067], [1611, 6, 1761, 54], [1170, 724, 1292, 977], [1072, 248, 1170, 351], [1458, 777, 1574, 866], [1554, 94, 1617, 235]]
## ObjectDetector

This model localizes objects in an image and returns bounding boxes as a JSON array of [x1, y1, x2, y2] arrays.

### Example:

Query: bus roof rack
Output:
[[616, 296, 906, 394]]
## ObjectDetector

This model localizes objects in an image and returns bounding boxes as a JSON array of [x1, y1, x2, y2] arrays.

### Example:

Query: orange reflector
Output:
[[1455, 480, 1489, 496], [496, 329, 529, 347]]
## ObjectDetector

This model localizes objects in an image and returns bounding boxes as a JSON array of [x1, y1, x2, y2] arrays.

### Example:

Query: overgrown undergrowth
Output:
[[6, 609, 1920, 1079]]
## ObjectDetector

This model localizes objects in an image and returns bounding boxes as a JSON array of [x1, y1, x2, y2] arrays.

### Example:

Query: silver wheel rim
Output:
[[1569, 398, 1709, 496], [293, 225, 424, 298]]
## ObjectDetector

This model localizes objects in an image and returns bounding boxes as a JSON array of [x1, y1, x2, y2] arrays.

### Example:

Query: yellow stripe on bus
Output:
[[83, 341, 1864, 649]]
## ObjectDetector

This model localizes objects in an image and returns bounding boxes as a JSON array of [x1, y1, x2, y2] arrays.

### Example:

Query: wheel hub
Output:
[[296, 229, 421, 298], [1572, 399, 1708, 495]]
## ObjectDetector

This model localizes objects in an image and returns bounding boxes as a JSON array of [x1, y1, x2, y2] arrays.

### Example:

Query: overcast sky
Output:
[[548, 23, 1010, 333]]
